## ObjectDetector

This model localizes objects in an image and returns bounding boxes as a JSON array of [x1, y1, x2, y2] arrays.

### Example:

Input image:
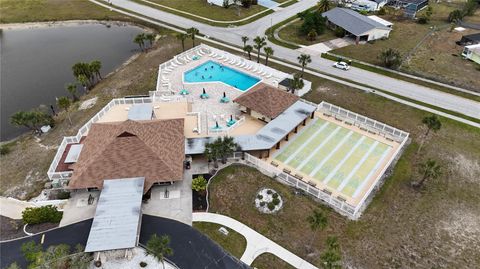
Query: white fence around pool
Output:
[[47, 97, 153, 180]]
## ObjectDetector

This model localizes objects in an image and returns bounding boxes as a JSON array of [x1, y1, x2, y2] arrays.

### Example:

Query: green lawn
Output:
[[0, 0, 134, 23], [193, 222, 247, 259], [278, 19, 338, 46], [138, 0, 266, 21], [252, 253, 295, 269]]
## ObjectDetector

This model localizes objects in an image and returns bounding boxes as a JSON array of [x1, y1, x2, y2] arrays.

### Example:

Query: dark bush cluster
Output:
[[22, 205, 63, 225]]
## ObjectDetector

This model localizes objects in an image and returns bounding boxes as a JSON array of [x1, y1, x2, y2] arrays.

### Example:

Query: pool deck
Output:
[[265, 112, 400, 207]]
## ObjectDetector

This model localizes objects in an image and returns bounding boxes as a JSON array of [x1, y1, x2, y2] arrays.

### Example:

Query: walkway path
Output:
[[91, 0, 480, 121], [193, 212, 319, 269]]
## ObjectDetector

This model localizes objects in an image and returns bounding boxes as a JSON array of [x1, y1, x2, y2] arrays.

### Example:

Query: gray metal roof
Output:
[[85, 177, 145, 253], [64, 144, 83, 163], [185, 100, 317, 154], [128, 104, 153, 120], [322, 8, 391, 36]]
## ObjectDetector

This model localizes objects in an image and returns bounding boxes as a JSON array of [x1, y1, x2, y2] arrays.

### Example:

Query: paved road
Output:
[[0, 219, 93, 269], [1, 215, 250, 269], [193, 212, 318, 269], [140, 214, 250, 269], [102, 0, 480, 119]]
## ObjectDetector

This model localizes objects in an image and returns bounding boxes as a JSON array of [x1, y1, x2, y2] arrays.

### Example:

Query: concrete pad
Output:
[[142, 170, 193, 225], [60, 190, 100, 227]]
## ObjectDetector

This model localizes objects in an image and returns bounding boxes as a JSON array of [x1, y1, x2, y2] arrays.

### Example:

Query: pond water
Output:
[[0, 23, 144, 141]]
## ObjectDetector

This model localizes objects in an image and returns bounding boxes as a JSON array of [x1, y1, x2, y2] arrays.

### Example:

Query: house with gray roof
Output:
[[322, 8, 392, 44]]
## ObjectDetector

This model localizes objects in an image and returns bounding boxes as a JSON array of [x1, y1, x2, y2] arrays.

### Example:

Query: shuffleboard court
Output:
[[273, 116, 394, 204]]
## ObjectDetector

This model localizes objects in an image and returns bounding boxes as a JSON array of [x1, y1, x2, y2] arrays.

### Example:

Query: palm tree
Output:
[[76, 74, 89, 93], [289, 73, 304, 95], [89, 60, 102, 81], [379, 48, 402, 69], [253, 36, 267, 63], [263, 46, 274, 66], [297, 54, 312, 77], [306, 208, 328, 250], [317, 0, 331, 13], [413, 159, 442, 188], [145, 33, 156, 48], [66, 83, 79, 102], [243, 45, 253, 60], [57, 96, 72, 125], [205, 140, 222, 168], [320, 236, 341, 269], [134, 33, 145, 51], [219, 136, 238, 164], [241, 36, 249, 47], [176, 33, 188, 52], [418, 114, 442, 153], [187, 27, 199, 47], [145, 234, 173, 269]]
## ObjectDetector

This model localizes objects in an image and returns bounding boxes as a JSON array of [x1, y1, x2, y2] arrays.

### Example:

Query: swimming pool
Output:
[[184, 60, 260, 91]]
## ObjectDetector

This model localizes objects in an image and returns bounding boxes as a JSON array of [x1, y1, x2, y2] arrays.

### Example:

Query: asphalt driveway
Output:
[[0, 219, 93, 269], [1, 215, 249, 269]]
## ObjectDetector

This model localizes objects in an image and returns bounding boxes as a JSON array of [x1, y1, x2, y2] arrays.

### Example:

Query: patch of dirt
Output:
[[25, 222, 59, 235], [0, 216, 25, 241], [447, 154, 480, 184], [78, 97, 98, 110], [437, 205, 480, 265]]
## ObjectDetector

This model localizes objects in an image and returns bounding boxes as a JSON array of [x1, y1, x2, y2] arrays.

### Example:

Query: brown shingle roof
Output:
[[233, 83, 299, 119], [68, 119, 185, 193]]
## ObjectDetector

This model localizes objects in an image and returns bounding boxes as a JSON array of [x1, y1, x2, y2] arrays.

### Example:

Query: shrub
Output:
[[448, 9, 464, 22], [241, 0, 252, 8], [259, 201, 266, 207], [0, 144, 11, 156], [307, 29, 317, 41], [222, 0, 230, 8], [140, 261, 148, 267], [300, 11, 327, 35], [334, 27, 345, 38], [192, 176, 207, 192], [272, 193, 279, 199], [359, 10, 368, 15], [377, 7, 386, 15], [417, 16, 428, 24], [378, 48, 402, 69], [22, 205, 63, 225], [463, 0, 478, 16], [267, 202, 275, 211], [257, 194, 263, 200], [57, 191, 70, 200], [266, 189, 273, 195], [272, 198, 280, 206]]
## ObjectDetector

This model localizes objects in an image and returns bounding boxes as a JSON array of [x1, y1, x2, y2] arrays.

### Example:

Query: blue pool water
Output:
[[184, 60, 260, 91]]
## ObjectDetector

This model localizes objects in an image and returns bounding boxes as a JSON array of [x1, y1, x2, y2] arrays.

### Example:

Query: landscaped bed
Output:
[[0, 216, 59, 241], [192, 222, 247, 259], [192, 173, 212, 211]]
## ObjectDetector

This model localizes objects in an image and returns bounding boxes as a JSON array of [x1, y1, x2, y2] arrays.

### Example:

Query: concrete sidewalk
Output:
[[193, 212, 319, 269], [0, 197, 35, 219]]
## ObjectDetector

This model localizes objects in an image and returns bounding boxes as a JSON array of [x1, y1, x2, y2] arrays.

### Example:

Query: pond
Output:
[[0, 22, 144, 141]]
